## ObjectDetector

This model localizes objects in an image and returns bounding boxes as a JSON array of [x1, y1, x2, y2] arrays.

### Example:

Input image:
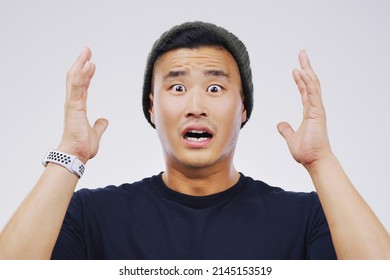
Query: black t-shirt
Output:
[[51, 173, 336, 259]]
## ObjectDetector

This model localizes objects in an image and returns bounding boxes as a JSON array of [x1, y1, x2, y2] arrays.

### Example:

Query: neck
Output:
[[162, 163, 240, 196]]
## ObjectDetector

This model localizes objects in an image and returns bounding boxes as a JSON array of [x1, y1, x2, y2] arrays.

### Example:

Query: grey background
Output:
[[1, 0, 389, 232]]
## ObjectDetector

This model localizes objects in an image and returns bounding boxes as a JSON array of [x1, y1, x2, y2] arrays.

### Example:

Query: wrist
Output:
[[43, 149, 86, 178], [56, 143, 89, 164], [304, 151, 338, 175]]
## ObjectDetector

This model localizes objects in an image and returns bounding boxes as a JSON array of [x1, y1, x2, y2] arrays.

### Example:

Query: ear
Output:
[[149, 93, 155, 125], [241, 107, 247, 124]]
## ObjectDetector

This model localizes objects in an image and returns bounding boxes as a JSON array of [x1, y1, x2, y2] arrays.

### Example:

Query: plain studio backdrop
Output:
[[0, 0, 389, 234]]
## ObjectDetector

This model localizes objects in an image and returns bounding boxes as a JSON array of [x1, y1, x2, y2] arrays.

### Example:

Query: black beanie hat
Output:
[[142, 21, 253, 128]]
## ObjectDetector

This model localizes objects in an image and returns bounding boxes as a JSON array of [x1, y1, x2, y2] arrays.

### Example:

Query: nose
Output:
[[184, 89, 208, 118]]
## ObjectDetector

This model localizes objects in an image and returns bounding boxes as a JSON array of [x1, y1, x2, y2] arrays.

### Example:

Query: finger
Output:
[[69, 47, 92, 74], [293, 69, 309, 106], [66, 48, 94, 91], [86, 61, 96, 79], [277, 122, 295, 142], [298, 50, 322, 94], [66, 52, 96, 110], [77, 61, 96, 91], [293, 69, 307, 95], [93, 118, 109, 140], [298, 50, 310, 69], [69, 60, 95, 89], [298, 50, 318, 80], [298, 69, 323, 110]]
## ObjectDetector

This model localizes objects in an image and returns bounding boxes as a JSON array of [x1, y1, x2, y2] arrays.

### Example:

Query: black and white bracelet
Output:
[[42, 149, 85, 178]]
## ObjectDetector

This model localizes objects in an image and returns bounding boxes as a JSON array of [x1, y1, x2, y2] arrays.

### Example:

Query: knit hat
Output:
[[142, 21, 253, 128]]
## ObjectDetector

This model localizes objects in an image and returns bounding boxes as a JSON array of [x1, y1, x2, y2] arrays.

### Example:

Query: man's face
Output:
[[149, 47, 246, 171]]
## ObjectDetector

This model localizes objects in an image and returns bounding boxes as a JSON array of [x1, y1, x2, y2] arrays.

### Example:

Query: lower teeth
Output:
[[187, 137, 209, 142]]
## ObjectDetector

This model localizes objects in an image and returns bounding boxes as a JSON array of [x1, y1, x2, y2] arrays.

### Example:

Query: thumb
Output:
[[277, 122, 295, 142], [93, 118, 109, 140]]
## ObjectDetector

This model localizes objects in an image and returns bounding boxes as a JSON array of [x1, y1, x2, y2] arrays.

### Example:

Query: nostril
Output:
[[186, 112, 207, 118]]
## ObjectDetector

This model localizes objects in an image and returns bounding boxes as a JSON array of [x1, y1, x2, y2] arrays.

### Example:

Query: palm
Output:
[[277, 50, 331, 168], [59, 48, 108, 163]]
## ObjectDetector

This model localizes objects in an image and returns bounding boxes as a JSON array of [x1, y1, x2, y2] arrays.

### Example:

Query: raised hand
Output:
[[277, 50, 332, 168], [0, 48, 110, 259], [58, 48, 108, 164]]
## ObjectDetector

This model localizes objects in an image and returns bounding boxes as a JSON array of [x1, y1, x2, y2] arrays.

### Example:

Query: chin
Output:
[[182, 157, 215, 169], [183, 150, 234, 170], [166, 147, 232, 170]]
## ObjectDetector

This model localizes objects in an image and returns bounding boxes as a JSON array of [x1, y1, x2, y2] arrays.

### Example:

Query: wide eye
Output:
[[207, 84, 222, 94], [172, 84, 186, 93]]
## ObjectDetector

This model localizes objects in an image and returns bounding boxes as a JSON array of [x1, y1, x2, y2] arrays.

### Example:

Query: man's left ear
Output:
[[241, 108, 247, 124], [149, 93, 155, 125]]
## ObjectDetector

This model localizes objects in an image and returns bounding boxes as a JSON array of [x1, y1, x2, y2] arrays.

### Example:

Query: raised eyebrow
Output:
[[164, 70, 188, 79], [203, 69, 229, 78]]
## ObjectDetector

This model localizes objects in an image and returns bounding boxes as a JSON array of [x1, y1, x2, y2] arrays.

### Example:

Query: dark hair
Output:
[[142, 21, 253, 128]]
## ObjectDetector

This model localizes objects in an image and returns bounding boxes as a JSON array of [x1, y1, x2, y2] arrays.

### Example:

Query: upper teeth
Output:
[[189, 130, 206, 133]]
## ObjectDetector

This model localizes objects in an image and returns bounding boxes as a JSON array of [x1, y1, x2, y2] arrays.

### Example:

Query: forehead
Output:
[[153, 47, 240, 76]]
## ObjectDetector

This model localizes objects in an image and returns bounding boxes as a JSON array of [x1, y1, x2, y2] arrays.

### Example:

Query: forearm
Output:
[[0, 48, 107, 260], [306, 154, 390, 259], [0, 163, 78, 259]]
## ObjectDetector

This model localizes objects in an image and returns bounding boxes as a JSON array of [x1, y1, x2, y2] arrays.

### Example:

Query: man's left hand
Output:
[[277, 50, 333, 169]]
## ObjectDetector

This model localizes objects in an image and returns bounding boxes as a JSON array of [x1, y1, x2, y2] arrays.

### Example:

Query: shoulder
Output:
[[73, 174, 159, 206], [242, 175, 329, 237], [242, 174, 321, 208], [78, 175, 156, 193]]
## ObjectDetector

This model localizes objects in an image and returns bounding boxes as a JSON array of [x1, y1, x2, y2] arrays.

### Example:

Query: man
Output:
[[0, 21, 389, 259]]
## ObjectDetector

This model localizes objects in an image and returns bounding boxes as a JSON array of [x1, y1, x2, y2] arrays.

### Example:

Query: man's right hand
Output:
[[0, 48, 109, 259], [57, 48, 108, 164]]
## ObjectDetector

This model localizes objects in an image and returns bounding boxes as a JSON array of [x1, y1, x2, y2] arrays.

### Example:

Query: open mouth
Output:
[[183, 130, 213, 142]]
